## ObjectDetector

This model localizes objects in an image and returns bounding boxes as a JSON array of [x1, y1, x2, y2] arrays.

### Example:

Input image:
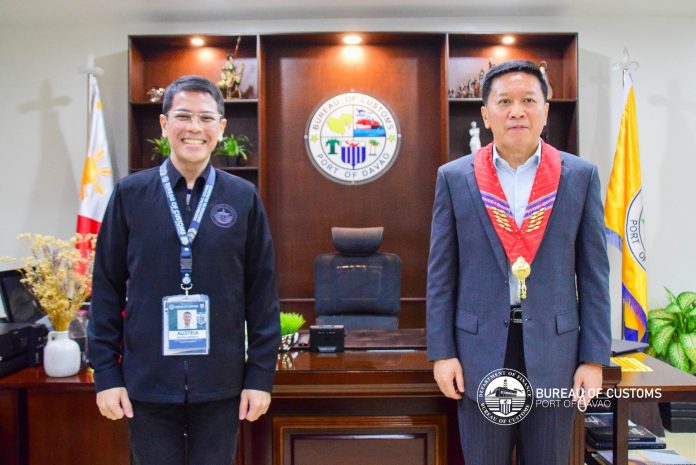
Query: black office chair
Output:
[[314, 227, 401, 330]]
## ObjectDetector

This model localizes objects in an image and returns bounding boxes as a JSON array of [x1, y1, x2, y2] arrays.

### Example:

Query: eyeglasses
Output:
[[166, 110, 223, 126]]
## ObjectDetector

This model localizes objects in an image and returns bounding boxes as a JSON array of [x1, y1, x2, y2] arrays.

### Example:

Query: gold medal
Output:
[[511, 257, 531, 300]]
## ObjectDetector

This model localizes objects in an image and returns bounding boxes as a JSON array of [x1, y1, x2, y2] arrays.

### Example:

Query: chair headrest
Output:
[[331, 227, 384, 256]]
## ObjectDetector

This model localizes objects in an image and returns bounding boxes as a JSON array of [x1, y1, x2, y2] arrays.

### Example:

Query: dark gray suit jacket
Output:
[[426, 151, 611, 400]]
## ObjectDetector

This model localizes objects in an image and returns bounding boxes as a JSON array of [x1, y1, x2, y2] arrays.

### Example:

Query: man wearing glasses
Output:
[[89, 75, 280, 465]]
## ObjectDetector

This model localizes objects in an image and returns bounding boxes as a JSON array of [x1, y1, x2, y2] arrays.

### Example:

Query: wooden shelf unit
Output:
[[128, 34, 260, 178], [128, 32, 579, 327]]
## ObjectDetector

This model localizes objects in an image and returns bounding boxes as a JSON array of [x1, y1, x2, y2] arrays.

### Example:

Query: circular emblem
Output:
[[210, 203, 237, 228], [305, 92, 401, 185], [477, 369, 534, 425], [625, 190, 646, 271]]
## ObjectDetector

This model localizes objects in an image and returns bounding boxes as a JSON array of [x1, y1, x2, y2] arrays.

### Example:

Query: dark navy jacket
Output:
[[88, 162, 280, 403]]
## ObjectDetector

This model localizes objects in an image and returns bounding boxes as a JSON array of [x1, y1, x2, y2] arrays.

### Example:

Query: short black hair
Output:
[[162, 75, 225, 115], [481, 60, 548, 105]]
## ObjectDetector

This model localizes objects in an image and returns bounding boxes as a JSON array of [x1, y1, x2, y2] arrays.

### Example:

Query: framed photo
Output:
[[0, 269, 44, 323]]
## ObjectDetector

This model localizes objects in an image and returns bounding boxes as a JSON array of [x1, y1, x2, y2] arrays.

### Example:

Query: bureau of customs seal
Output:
[[305, 92, 401, 185], [625, 189, 646, 270], [477, 369, 534, 425]]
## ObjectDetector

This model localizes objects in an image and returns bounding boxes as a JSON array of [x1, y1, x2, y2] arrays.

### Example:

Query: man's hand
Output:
[[96, 387, 133, 420], [239, 389, 271, 422], [572, 363, 603, 407], [433, 358, 464, 400]]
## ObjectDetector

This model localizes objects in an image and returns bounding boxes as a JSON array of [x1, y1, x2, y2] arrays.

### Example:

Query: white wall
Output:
[[1, 16, 694, 335]]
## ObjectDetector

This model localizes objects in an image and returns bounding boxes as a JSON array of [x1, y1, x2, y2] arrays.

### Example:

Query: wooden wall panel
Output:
[[261, 34, 445, 304]]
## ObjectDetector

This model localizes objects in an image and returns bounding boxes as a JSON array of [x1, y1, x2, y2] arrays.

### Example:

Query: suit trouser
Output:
[[128, 396, 240, 465], [457, 318, 576, 465]]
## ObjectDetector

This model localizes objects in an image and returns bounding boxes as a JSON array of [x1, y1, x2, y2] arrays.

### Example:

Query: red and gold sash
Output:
[[473, 141, 561, 267]]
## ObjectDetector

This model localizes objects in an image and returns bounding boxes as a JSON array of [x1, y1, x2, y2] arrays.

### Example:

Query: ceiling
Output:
[[2, 0, 696, 24]]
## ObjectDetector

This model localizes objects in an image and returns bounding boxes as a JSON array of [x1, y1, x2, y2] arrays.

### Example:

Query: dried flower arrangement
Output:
[[15, 233, 96, 331]]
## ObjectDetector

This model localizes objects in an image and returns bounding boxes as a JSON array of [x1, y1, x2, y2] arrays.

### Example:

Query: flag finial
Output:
[[612, 48, 639, 73], [78, 53, 104, 77]]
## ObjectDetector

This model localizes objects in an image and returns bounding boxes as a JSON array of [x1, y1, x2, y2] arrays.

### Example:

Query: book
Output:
[[611, 338, 649, 355], [596, 448, 695, 464], [587, 424, 658, 443], [587, 435, 666, 450], [586, 412, 614, 428], [585, 413, 658, 442]]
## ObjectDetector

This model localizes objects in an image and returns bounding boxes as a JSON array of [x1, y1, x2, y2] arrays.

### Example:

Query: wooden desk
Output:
[[0, 346, 459, 465], [601, 353, 696, 465], [0, 368, 130, 465], [0, 341, 622, 465]]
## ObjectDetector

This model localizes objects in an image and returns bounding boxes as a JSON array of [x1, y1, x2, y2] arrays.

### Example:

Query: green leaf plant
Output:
[[213, 134, 250, 161], [147, 136, 171, 160], [646, 288, 696, 374]]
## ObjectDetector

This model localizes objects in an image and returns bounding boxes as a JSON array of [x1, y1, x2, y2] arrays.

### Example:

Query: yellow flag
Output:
[[604, 72, 648, 342]]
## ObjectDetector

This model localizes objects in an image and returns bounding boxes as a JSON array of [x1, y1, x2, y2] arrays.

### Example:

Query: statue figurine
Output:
[[469, 121, 481, 154], [147, 87, 165, 103], [539, 61, 554, 99], [218, 37, 245, 99], [488, 57, 495, 69], [458, 83, 469, 98], [468, 79, 476, 99]]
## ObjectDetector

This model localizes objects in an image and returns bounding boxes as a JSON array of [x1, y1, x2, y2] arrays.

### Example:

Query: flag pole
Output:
[[607, 48, 646, 342], [78, 54, 104, 149]]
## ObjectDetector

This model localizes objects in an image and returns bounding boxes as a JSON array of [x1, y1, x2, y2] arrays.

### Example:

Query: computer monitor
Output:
[[0, 269, 44, 323]]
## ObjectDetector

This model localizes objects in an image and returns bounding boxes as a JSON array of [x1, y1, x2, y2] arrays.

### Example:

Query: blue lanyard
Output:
[[159, 159, 216, 294]]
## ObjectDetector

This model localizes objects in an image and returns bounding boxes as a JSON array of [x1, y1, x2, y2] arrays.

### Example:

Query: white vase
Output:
[[43, 330, 81, 377]]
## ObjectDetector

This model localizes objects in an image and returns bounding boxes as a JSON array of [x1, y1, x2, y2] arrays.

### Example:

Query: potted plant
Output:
[[646, 288, 696, 374], [279, 312, 306, 351], [13, 233, 96, 377], [647, 288, 696, 432], [147, 136, 170, 161], [213, 134, 250, 167]]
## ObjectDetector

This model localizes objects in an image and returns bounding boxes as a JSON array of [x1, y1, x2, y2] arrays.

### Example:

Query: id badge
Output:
[[162, 294, 210, 356]]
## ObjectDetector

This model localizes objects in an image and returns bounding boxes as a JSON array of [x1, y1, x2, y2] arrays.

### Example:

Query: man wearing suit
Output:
[[427, 60, 611, 464]]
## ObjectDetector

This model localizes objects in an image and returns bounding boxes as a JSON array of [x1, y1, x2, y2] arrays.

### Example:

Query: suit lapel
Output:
[[544, 156, 570, 233], [464, 163, 509, 278]]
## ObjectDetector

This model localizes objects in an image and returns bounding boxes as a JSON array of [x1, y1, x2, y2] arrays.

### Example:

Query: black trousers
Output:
[[128, 396, 240, 465], [457, 321, 576, 465]]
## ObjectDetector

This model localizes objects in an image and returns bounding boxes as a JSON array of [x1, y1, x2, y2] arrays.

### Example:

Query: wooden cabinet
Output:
[[128, 35, 260, 184], [446, 33, 578, 159], [127, 32, 579, 327]]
